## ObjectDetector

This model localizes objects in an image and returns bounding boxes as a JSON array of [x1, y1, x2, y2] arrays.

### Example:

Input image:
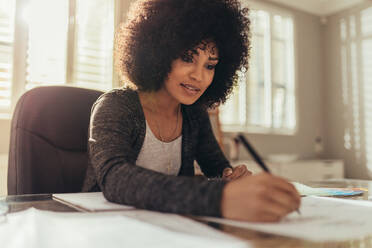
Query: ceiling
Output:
[[268, 0, 366, 16]]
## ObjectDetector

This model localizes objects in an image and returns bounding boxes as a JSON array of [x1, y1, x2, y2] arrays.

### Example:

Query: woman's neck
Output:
[[138, 90, 180, 117]]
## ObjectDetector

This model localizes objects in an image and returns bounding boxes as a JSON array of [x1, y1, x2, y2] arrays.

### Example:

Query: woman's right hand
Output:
[[220, 173, 301, 222]]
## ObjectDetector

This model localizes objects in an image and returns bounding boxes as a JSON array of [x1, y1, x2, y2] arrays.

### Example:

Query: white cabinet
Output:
[[231, 159, 344, 181]]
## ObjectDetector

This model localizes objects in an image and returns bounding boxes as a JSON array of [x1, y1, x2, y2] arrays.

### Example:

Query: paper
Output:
[[53, 192, 133, 212], [0, 208, 250, 248], [292, 182, 366, 196], [201, 196, 372, 242], [117, 209, 244, 241]]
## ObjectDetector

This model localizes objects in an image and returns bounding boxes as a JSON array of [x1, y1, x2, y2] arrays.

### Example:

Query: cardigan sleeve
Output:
[[88, 90, 227, 216], [194, 108, 231, 178]]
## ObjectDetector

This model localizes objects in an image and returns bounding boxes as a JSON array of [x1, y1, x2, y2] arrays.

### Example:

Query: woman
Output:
[[82, 0, 300, 222]]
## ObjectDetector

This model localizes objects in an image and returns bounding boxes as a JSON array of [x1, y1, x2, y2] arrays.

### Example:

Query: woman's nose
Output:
[[189, 65, 203, 82]]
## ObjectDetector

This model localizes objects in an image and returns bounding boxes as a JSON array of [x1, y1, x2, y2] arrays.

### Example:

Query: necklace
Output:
[[156, 106, 180, 142], [153, 103, 181, 174]]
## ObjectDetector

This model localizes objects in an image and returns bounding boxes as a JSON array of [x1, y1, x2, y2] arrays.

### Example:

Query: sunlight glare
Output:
[[25, 0, 69, 86]]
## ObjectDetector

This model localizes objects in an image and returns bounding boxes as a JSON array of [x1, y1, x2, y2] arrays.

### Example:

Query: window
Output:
[[0, 0, 116, 115], [25, 0, 69, 89], [361, 7, 372, 173], [220, 3, 296, 134], [340, 6, 372, 173], [0, 1, 16, 109], [71, 0, 114, 90]]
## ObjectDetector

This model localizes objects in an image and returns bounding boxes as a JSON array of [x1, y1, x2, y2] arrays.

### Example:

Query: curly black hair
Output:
[[115, 0, 250, 108]]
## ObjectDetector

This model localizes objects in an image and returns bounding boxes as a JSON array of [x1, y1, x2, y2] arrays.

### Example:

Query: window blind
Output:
[[72, 0, 114, 91], [0, 0, 117, 113], [24, 0, 114, 91], [25, 0, 69, 90], [0, 1, 15, 109], [339, 6, 372, 172], [361, 7, 372, 170], [247, 10, 270, 128], [220, 6, 295, 134]]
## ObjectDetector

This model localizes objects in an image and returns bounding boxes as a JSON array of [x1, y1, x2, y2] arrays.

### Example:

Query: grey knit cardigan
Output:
[[82, 88, 231, 217]]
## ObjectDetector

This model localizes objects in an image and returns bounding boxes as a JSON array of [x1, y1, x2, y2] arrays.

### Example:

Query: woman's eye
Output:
[[206, 64, 216, 70]]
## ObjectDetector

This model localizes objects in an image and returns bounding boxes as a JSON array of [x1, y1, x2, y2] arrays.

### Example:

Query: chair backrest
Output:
[[8, 86, 103, 195]]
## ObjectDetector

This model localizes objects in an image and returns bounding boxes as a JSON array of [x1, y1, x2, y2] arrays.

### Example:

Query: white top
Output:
[[136, 121, 182, 175]]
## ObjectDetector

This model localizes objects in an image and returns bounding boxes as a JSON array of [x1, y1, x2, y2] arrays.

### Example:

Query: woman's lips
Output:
[[180, 83, 200, 95]]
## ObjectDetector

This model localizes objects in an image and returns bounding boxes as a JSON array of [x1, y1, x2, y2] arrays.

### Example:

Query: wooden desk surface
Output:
[[2, 179, 372, 248]]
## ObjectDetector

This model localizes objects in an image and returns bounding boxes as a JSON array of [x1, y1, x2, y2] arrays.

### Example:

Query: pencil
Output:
[[236, 133, 301, 214], [236, 134, 270, 172]]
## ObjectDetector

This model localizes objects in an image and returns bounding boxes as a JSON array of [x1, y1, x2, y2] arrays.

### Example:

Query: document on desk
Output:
[[0, 208, 250, 248], [53, 192, 134, 212], [200, 196, 372, 242], [292, 182, 366, 196]]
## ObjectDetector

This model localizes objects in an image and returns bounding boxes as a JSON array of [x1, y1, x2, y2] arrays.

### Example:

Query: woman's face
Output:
[[162, 42, 219, 105]]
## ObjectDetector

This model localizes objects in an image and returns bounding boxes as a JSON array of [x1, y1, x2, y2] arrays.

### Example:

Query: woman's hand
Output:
[[222, 165, 252, 181], [221, 173, 301, 222]]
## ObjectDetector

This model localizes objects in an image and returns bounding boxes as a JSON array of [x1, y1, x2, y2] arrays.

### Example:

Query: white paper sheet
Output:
[[0, 208, 250, 248], [200, 196, 372, 242], [53, 192, 133, 211]]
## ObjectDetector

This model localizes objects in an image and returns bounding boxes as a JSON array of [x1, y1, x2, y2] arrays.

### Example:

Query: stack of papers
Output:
[[292, 182, 366, 196]]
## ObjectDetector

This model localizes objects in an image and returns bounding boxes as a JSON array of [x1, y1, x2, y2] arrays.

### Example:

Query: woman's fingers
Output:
[[223, 165, 251, 181], [265, 175, 301, 205], [222, 168, 233, 178], [221, 173, 301, 222], [264, 188, 300, 216]]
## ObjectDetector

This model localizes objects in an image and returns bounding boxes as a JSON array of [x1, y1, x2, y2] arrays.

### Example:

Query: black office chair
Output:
[[8, 86, 103, 195]]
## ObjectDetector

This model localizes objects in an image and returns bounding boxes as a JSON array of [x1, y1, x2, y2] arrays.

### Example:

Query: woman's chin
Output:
[[178, 95, 200, 105]]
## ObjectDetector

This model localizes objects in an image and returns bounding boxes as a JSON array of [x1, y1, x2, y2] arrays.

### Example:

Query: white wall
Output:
[[0, 119, 10, 155]]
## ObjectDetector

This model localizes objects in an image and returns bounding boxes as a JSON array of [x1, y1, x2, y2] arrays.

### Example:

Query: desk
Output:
[[2, 179, 372, 248]]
